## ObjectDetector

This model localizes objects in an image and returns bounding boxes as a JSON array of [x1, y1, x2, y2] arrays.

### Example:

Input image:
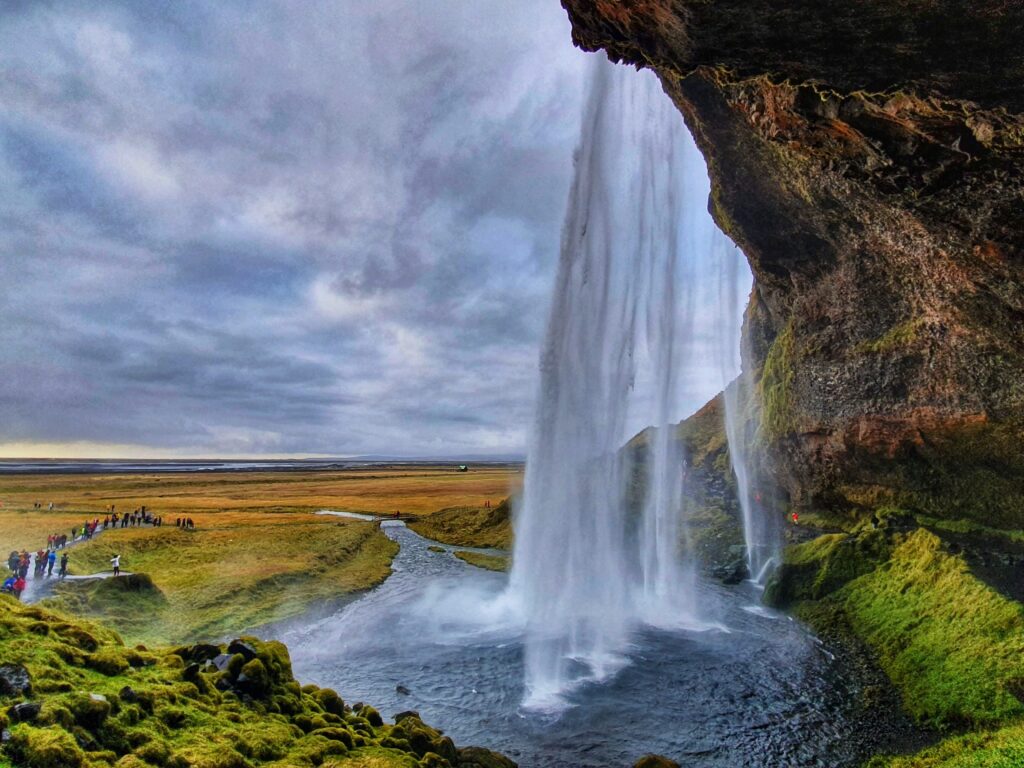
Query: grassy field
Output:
[[41, 516, 398, 645], [0, 465, 522, 645], [0, 465, 522, 549], [407, 500, 513, 549]]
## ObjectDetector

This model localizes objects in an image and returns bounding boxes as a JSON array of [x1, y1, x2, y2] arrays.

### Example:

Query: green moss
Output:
[[759, 321, 797, 441], [827, 529, 1024, 728], [408, 500, 513, 550], [855, 318, 926, 354], [453, 551, 509, 572], [0, 596, 511, 768], [7, 725, 84, 768], [867, 721, 1024, 767]]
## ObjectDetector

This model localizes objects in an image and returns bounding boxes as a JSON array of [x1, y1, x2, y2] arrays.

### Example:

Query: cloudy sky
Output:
[[0, 1, 748, 459]]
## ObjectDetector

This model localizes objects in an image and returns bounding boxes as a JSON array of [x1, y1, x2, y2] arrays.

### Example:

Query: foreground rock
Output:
[[0, 594, 514, 768]]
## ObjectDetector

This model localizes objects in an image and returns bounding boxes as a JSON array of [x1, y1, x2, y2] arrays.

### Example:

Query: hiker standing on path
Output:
[[59, 553, 69, 580], [111, 554, 121, 577], [47, 550, 56, 577]]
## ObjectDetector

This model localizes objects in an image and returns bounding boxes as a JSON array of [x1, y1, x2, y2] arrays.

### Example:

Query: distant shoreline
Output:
[[0, 458, 525, 475]]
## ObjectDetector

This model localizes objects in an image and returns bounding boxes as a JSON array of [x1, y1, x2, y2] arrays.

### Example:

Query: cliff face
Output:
[[562, 0, 1024, 525]]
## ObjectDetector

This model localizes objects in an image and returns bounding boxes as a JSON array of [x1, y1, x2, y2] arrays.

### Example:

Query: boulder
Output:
[[227, 639, 258, 662], [456, 746, 518, 768], [0, 665, 31, 697], [8, 701, 42, 722], [634, 756, 681, 768]]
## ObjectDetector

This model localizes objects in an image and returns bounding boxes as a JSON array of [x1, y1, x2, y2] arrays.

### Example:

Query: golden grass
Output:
[[0, 465, 522, 552], [0, 465, 521, 645], [44, 515, 398, 645]]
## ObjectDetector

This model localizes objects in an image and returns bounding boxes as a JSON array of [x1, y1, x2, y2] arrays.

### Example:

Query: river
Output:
[[282, 523, 883, 767]]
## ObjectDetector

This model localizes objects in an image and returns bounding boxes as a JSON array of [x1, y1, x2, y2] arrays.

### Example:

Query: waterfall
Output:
[[712, 218, 781, 586], [508, 56, 705, 710]]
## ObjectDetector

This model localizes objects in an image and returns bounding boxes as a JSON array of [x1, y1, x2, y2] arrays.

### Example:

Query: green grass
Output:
[[452, 551, 508, 573], [813, 529, 1024, 728], [867, 722, 1024, 767], [0, 595, 511, 768], [40, 518, 398, 645], [407, 501, 512, 550]]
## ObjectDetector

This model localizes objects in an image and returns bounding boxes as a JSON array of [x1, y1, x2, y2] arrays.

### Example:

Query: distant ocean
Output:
[[0, 457, 524, 475]]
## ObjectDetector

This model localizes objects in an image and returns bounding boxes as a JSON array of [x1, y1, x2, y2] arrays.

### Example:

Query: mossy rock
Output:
[[455, 746, 518, 768], [311, 688, 345, 716], [283, 733, 349, 765], [133, 737, 172, 765], [634, 757, 680, 768], [236, 659, 270, 697], [7, 724, 85, 768], [67, 693, 111, 729], [87, 649, 131, 677], [0, 597, 514, 768], [353, 704, 383, 728], [310, 727, 355, 749]]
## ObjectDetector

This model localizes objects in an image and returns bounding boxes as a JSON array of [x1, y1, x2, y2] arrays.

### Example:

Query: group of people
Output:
[[105, 506, 165, 528], [176, 517, 196, 529], [3, 548, 70, 599]]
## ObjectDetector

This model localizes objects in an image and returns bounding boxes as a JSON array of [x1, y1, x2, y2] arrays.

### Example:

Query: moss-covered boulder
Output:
[[0, 595, 515, 768], [7, 724, 85, 768]]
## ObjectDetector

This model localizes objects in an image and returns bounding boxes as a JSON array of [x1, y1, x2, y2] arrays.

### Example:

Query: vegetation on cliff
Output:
[[0, 595, 514, 768]]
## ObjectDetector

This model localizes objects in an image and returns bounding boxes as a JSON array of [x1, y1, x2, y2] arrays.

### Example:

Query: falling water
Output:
[[508, 56, 706, 710], [712, 222, 781, 585]]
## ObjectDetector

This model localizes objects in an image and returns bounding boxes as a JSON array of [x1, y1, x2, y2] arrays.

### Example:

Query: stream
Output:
[[282, 523, 875, 767]]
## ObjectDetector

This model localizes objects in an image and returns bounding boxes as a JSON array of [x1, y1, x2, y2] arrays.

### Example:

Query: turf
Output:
[[831, 529, 1024, 728], [452, 551, 508, 572], [407, 500, 512, 549], [40, 516, 398, 645]]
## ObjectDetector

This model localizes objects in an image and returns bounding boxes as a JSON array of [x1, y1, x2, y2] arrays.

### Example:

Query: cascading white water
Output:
[[508, 56, 706, 710], [712, 220, 781, 585]]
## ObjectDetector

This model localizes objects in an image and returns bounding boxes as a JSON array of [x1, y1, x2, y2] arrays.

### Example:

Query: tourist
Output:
[[59, 553, 69, 580], [12, 575, 26, 599], [111, 554, 120, 577], [47, 550, 56, 577], [1, 575, 15, 595]]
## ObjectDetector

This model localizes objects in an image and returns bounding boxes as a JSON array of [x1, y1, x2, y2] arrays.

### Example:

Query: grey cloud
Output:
[[0, 0, 746, 458]]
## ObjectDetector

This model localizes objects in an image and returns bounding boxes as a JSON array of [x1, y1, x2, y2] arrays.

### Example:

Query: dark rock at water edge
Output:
[[634, 756, 680, 768]]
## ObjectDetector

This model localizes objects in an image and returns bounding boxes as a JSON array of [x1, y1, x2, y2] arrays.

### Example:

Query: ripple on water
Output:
[[284, 526, 866, 767]]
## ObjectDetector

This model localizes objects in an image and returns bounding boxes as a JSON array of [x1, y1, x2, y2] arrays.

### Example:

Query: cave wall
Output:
[[561, 0, 1024, 525]]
